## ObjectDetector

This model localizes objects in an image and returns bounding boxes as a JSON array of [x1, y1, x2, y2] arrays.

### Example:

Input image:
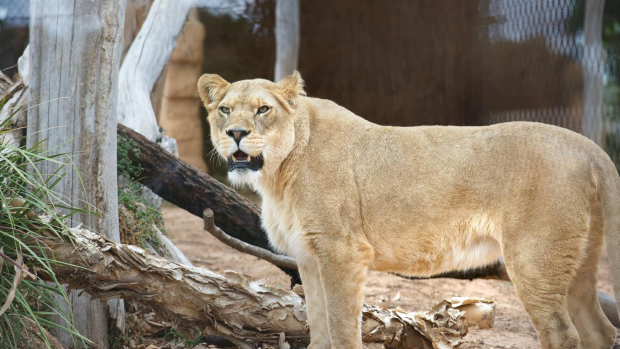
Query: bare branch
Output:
[[203, 209, 298, 270]]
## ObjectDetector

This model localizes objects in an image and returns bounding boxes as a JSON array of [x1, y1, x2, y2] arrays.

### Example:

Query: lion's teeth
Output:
[[231, 155, 237, 162], [247, 155, 252, 162]]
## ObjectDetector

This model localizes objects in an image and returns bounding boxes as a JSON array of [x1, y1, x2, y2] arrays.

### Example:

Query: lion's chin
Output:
[[227, 168, 263, 188]]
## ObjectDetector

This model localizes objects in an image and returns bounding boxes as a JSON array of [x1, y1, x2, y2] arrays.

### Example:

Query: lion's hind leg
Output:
[[567, 259, 616, 349], [566, 201, 616, 349], [502, 222, 583, 349]]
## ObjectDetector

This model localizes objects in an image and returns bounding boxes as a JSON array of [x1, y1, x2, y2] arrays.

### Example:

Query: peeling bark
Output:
[[41, 226, 495, 348]]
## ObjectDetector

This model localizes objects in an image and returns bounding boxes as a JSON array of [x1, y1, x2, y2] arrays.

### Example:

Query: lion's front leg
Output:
[[308, 233, 372, 349], [298, 261, 331, 349]]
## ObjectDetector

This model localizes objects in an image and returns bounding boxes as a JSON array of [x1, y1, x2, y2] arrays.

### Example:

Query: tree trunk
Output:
[[274, 0, 300, 81], [581, 0, 606, 146], [28, 1, 126, 347], [117, 0, 193, 209], [159, 10, 209, 173], [122, 0, 154, 62], [41, 225, 495, 349], [117, 0, 192, 143]]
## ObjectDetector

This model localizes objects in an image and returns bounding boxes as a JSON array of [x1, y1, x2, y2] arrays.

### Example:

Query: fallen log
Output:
[[40, 224, 495, 348]]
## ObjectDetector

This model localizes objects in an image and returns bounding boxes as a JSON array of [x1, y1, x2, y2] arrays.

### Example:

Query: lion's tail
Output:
[[599, 154, 620, 323]]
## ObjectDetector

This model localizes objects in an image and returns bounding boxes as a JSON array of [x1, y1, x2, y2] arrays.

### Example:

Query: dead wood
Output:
[[40, 225, 495, 348], [203, 209, 297, 270]]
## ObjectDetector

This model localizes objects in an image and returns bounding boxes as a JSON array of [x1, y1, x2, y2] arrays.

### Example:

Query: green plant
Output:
[[0, 99, 88, 348], [117, 129, 143, 180], [117, 130, 164, 249], [163, 327, 203, 347]]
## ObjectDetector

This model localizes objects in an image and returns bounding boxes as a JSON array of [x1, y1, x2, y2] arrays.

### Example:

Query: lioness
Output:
[[198, 72, 620, 349]]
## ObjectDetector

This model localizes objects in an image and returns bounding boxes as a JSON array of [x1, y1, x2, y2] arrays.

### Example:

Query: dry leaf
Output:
[[278, 332, 290, 349], [0, 253, 26, 316]]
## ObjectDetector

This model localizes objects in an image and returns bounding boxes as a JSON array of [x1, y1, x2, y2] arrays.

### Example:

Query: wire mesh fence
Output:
[[474, 0, 620, 170]]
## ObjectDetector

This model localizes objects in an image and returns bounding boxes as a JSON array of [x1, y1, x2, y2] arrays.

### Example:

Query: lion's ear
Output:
[[275, 71, 305, 108], [197, 74, 230, 106]]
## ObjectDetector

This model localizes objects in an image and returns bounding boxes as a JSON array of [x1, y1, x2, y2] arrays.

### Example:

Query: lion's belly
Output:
[[373, 236, 502, 277], [368, 213, 503, 277], [262, 189, 504, 275]]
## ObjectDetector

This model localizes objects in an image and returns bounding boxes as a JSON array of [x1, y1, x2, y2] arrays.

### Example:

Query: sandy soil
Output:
[[163, 205, 618, 349]]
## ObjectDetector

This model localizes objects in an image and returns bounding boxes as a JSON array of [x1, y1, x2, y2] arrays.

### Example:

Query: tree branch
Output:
[[203, 209, 297, 270]]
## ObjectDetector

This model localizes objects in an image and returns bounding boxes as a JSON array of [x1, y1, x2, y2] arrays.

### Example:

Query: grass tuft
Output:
[[117, 129, 165, 251], [0, 98, 88, 349]]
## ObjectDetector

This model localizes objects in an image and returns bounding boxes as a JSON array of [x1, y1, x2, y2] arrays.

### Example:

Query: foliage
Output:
[[569, 1, 620, 51], [117, 129, 143, 180], [0, 99, 88, 348], [163, 327, 203, 347], [117, 129, 164, 249], [569, 0, 620, 86], [569, 1, 620, 171]]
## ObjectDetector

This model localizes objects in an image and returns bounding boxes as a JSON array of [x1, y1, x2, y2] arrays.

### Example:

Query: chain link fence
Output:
[[474, 0, 620, 169]]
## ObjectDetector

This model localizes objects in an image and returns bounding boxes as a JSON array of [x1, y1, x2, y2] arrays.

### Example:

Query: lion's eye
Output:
[[219, 106, 230, 114], [257, 106, 270, 114]]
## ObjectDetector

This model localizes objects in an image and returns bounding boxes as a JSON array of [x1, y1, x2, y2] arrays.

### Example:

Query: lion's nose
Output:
[[226, 129, 250, 145]]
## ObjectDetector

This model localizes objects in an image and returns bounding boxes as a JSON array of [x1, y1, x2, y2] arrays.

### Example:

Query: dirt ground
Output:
[[163, 205, 619, 349]]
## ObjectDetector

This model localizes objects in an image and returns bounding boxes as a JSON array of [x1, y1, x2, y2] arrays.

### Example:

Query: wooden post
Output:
[[274, 0, 300, 82], [582, 0, 606, 146], [28, 0, 126, 347]]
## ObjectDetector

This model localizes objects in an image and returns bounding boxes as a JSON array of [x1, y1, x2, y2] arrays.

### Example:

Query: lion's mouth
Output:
[[228, 150, 264, 172]]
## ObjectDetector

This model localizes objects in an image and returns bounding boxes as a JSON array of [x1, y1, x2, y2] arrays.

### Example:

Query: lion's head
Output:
[[197, 72, 305, 186]]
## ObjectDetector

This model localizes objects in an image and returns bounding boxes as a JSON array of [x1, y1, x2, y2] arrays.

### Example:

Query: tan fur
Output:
[[198, 72, 620, 349]]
